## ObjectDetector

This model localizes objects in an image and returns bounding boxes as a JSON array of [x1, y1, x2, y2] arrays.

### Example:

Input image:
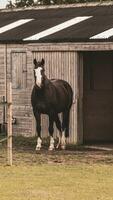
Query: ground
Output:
[[0, 136, 113, 200]]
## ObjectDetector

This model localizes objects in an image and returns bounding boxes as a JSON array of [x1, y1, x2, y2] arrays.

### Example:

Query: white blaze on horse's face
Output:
[[34, 67, 42, 88]]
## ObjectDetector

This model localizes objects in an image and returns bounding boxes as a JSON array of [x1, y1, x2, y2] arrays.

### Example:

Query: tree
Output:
[[40, 0, 51, 4], [15, 0, 34, 7], [6, 0, 15, 9], [36, 0, 112, 5], [6, 0, 112, 8]]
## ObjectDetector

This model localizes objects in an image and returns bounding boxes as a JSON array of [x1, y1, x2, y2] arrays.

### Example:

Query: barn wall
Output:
[[28, 42, 113, 52], [0, 42, 112, 144], [3, 42, 111, 143], [0, 45, 6, 124], [6, 44, 34, 137], [2, 44, 79, 144]]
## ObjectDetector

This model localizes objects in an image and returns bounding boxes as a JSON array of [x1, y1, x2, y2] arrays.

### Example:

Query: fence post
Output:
[[7, 82, 12, 166]]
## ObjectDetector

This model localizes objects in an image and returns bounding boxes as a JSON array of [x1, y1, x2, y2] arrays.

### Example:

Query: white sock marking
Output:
[[23, 16, 92, 41], [36, 137, 42, 150], [61, 131, 66, 150], [49, 136, 54, 151]]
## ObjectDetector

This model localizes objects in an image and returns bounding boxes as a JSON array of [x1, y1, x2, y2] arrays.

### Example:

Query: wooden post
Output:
[[7, 82, 12, 166]]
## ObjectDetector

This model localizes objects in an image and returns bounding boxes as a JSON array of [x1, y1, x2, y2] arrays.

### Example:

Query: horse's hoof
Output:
[[48, 146, 55, 151], [36, 146, 41, 151], [61, 145, 66, 150], [56, 143, 60, 149]]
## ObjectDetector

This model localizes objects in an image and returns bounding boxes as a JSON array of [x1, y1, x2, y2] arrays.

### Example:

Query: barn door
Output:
[[11, 52, 32, 136], [83, 51, 113, 143], [11, 52, 27, 89]]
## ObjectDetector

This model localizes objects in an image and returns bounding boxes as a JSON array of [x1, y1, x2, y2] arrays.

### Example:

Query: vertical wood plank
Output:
[[7, 82, 12, 166], [77, 52, 83, 144]]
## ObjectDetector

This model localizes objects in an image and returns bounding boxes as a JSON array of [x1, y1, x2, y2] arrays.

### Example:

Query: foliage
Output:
[[15, 0, 34, 7], [6, 0, 113, 8], [6, 0, 15, 8]]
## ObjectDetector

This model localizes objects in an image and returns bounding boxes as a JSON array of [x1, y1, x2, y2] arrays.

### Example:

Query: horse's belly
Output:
[[36, 103, 47, 114]]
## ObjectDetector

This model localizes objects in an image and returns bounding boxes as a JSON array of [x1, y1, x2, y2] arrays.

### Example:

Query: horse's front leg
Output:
[[35, 113, 42, 151], [48, 115, 55, 151]]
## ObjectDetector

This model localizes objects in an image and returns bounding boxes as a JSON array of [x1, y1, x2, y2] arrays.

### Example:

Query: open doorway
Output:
[[83, 51, 113, 143]]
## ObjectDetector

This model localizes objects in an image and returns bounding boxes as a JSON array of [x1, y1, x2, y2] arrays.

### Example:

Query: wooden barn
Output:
[[0, 2, 113, 144]]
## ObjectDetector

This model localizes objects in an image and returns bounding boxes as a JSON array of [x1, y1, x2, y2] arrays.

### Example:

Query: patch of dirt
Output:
[[12, 146, 113, 166], [1, 136, 113, 166]]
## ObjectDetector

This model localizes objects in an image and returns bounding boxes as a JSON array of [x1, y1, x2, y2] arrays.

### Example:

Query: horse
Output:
[[31, 58, 73, 151]]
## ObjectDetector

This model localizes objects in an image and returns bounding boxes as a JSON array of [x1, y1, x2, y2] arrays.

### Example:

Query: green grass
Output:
[[0, 136, 113, 200], [0, 164, 113, 200]]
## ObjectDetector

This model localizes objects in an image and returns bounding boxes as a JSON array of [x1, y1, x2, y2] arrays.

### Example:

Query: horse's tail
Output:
[[63, 81, 73, 109], [62, 109, 70, 138], [61, 82, 73, 138]]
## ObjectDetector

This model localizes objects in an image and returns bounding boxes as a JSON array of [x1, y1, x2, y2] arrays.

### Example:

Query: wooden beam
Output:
[[7, 82, 12, 166], [0, 137, 7, 143]]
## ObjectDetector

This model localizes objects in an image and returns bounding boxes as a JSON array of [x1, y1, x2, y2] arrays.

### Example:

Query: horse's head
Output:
[[33, 58, 45, 88]]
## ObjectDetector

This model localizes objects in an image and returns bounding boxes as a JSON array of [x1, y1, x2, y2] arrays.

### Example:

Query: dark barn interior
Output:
[[83, 51, 113, 143]]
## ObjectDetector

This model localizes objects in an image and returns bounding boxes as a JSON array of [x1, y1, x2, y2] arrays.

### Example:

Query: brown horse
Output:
[[31, 58, 73, 150]]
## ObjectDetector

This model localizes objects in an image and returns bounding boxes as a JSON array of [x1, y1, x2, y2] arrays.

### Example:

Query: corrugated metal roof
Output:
[[0, 5, 113, 43]]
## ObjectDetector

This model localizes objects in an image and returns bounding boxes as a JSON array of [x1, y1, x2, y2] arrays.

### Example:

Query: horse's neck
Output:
[[44, 75, 51, 87], [34, 76, 50, 93]]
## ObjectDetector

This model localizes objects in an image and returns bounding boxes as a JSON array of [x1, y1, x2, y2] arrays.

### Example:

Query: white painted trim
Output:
[[0, 19, 33, 34], [23, 16, 92, 41], [90, 28, 113, 39]]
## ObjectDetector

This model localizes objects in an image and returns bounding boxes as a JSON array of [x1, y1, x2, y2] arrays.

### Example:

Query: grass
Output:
[[0, 136, 113, 200]]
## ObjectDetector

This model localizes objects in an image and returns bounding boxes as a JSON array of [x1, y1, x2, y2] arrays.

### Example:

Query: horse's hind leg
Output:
[[35, 113, 42, 151], [48, 115, 55, 151], [54, 115, 62, 149], [61, 110, 70, 149]]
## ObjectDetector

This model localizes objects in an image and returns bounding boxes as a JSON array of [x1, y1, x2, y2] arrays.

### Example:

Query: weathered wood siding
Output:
[[0, 45, 6, 124], [6, 44, 33, 136], [11, 52, 27, 89], [0, 44, 78, 143], [0, 42, 84, 143]]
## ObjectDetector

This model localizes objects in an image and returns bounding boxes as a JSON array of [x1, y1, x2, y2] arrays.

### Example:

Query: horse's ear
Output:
[[33, 58, 37, 66], [41, 58, 45, 66]]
